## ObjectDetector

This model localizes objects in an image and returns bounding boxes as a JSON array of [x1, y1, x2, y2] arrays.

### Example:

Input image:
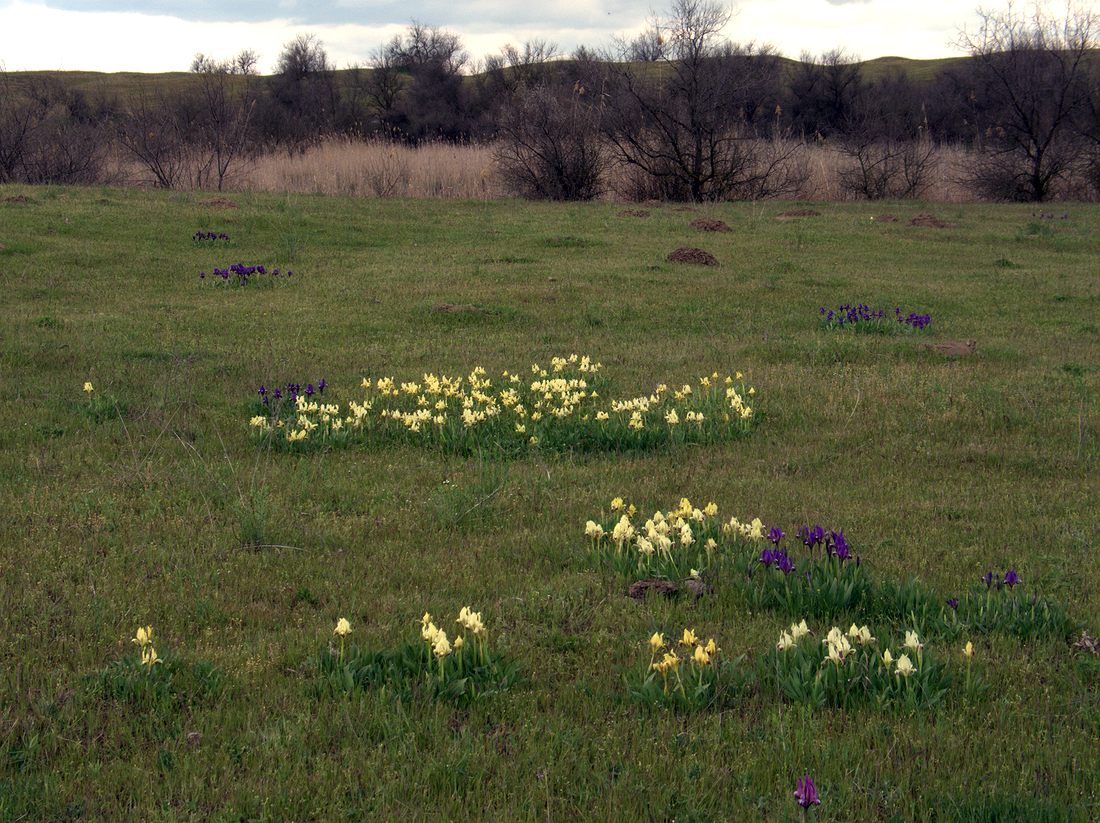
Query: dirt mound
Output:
[[872, 214, 899, 223], [776, 208, 820, 219], [618, 209, 650, 218], [628, 577, 710, 600], [199, 197, 238, 209], [909, 213, 951, 228], [667, 247, 718, 266], [923, 340, 977, 356], [1073, 630, 1099, 657], [3, 195, 31, 204], [690, 217, 731, 232], [0, 243, 6, 251], [432, 303, 485, 314]]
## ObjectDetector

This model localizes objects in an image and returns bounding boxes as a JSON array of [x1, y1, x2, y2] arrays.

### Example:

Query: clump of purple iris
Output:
[[759, 547, 796, 575], [768, 527, 784, 545], [797, 525, 825, 551], [794, 774, 821, 809], [256, 380, 326, 406], [821, 302, 930, 331], [200, 262, 288, 286], [193, 230, 231, 242]]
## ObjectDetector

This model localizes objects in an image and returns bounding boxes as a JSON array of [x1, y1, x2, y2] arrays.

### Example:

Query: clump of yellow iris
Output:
[[131, 624, 162, 671]]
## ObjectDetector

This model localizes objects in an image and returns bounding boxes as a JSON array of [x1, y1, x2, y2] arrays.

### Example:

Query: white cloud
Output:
[[0, 0, 970, 73]]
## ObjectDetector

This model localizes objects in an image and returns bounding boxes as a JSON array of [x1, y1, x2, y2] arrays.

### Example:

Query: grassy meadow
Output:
[[1, 186, 1098, 820]]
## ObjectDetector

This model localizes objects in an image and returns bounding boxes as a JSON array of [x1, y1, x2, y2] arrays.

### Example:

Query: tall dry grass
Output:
[[231, 137, 981, 202], [242, 138, 503, 199], [109, 136, 984, 201]]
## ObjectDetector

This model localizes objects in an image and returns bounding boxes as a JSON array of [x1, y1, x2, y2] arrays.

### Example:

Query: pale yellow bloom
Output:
[[649, 632, 665, 652], [141, 644, 161, 669], [703, 502, 718, 517], [790, 620, 810, 641], [963, 641, 974, 658], [777, 631, 794, 651], [680, 628, 698, 647], [584, 520, 604, 540], [83, 381, 94, 394], [333, 617, 352, 637], [704, 638, 719, 655], [611, 497, 625, 511], [132, 625, 153, 647], [454, 636, 464, 651], [882, 649, 894, 667], [692, 645, 711, 666], [904, 631, 923, 653], [895, 654, 916, 677]]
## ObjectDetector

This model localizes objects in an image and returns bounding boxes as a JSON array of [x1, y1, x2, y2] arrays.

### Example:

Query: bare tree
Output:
[[191, 58, 259, 190], [602, 0, 794, 201], [495, 84, 607, 200], [957, 3, 1097, 201], [787, 49, 864, 138], [0, 71, 45, 182]]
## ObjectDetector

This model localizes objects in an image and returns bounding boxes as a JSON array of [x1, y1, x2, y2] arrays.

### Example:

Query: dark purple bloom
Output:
[[258, 385, 267, 397], [981, 571, 995, 588], [768, 527, 784, 545], [776, 552, 796, 575], [759, 548, 776, 567], [794, 774, 821, 809], [305, 384, 315, 396], [946, 598, 959, 611], [798, 525, 825, 548], [1003, 569, 1019, 588], [273, 388, 282, 399], [318, 378, 326, 393], [826, 530, 850, 561]]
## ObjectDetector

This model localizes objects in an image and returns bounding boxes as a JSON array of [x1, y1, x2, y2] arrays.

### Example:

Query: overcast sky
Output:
[[0, 0, 995, 73]]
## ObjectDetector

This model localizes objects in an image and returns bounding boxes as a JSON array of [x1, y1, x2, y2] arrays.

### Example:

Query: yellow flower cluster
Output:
[[131, 624, 161, 670], [589, 496, 765, 562], [421, 606, 487, 660], [252, 356, 759, 453], [647, 629, 721, 694]]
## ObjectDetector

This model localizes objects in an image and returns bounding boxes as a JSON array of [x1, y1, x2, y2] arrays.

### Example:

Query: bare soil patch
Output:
[[618, 209, 650, 218], [3, 195, 32, 204], [199, 198, 239, 209], [690, 217, 731, 232], [667, 247, 718, 266], [909, 213, 951, 228], [873, 214, 899, 223], [923, 340, 977, 356]]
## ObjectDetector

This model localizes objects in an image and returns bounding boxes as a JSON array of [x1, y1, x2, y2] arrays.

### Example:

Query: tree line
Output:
[[2, 0, 1099, 201]]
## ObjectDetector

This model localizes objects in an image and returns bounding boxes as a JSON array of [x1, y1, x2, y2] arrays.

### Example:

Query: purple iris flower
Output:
[[759, 548, 776, 567], [306, 384, 315, 397], [1003, 569, 1019, 588], [768, 527, 784, 545], [826, 530, 850, 561], [794, 774, 821, 809], [273, 388, 282, 399], [946, 598, 959, 611], [258, 385, 267, 397], [981, 571, 995, 588], [776, 552, 796, 575], [798, 525, 825, 549], [318, 379, 326, 393]]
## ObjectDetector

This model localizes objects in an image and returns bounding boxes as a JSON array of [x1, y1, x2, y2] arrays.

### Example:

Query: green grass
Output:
[[1, 186, 1098, 820]]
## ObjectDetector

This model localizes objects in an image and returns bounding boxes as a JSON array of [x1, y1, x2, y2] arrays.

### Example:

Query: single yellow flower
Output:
[[703, 502, 718, 517], [649, 632, 665, 652], [680, 628, 698, 647], [963, 641, 974, 658], [83, 381, 94, 394], [904, 630, 923, 653], [776, 631, 794, 651], [611, 497, 624, 511], [454, 635, 464, 650], [895, 654, 916, 677], [693, 645, 711, 666], [141, 644, 161, 669], [882, 648, 894, 667], [333, 617, 351, 637], [704, 638, 719, 655], [132, 625, 153, 647]]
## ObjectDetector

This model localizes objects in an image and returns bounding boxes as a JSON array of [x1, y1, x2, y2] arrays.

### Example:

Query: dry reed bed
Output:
[[118, 137, 981, 202]]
